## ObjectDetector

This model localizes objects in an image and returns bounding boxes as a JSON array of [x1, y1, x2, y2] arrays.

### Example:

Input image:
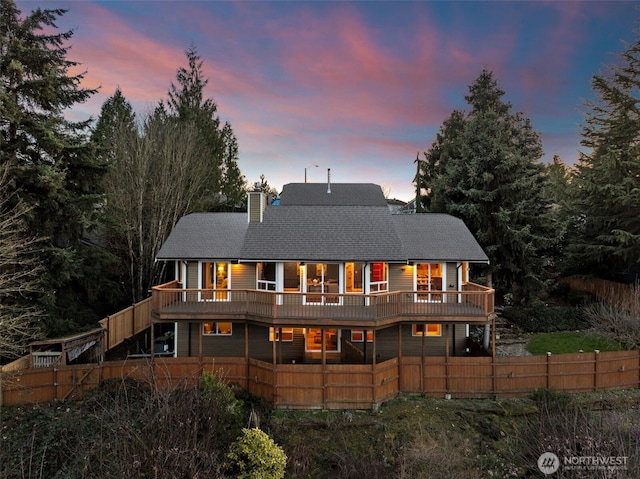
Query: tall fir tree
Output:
[[417, 70, 561, 301], [160, 46, 246, 212], [565, 35, 640, 281], [1, 0, 113, 334]]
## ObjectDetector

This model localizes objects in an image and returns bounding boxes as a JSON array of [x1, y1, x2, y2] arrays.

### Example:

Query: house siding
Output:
[[389, 264, 413, 291], [231, 263, 255, 289], [398, 323, 467, 357], [187, 261, 199, 289], [248, 325, 306, 363], [176, 321, 246, 357], [446, 262, 458, 290], [176, 322, 468, 359]]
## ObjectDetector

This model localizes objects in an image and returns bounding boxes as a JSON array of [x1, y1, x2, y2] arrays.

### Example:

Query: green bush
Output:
[[227, 428, 287, 479]]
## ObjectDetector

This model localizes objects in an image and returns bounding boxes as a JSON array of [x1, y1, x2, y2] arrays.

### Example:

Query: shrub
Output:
[[227, 428, 287, 479], [581, 287, 640, 350]]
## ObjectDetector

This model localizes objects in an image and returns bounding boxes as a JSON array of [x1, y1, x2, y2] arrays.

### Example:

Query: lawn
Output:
[[526, 331, 623, 355]]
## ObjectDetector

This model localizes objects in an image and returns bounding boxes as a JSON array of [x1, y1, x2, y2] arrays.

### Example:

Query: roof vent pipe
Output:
[[327, 168, 331, 193]]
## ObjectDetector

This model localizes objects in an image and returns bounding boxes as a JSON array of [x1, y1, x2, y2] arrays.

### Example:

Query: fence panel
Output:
[[3, 351, 640, 408], [398, 357, 423, 393], [594, 350, 640, 390], [548, 353, 597, 393], [325, 364, 375, 409], [422, 357, 447, 396], [447, 357, 494, 398], [495, 355, 548, 396]]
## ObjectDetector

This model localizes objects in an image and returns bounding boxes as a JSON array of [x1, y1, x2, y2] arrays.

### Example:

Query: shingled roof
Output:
[[156, 183, 489, 264], [156, 213, 248, 260], [278, 183, 388, 206]]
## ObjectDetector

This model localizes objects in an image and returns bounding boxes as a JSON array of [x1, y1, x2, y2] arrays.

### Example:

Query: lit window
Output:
[[203, 322, 232, 335], [413, 324, 442, 336], [306, 328, 339, 351], [369, 262, 388, 292], [351, 330, 373, 342], [269, 327, 293, 342]]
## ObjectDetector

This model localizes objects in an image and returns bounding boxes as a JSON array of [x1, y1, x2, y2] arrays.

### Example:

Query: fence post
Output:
[[594, 349, 600, 392], [546, 352, 551, 389]]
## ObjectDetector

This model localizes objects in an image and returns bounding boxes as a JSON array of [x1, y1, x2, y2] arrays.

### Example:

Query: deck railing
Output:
[[152, 281, 494, 322]]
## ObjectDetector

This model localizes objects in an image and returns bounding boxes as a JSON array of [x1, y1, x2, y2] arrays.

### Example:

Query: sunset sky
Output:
[[16, 0, 638, 200]]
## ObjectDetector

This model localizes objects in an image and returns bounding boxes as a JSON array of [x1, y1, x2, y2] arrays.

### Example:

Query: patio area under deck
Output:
[[151, 281, 494, 326]]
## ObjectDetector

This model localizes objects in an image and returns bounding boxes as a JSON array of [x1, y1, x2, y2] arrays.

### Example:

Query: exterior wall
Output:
[[248, 325, 306, 363], [373, 326, 399, 362], [184, 262, 255, 289], [388, 263, 413, 291], [398, 323, 467, 357], [186, 261, 199, 288], [176, 321, 245, 357], [231, 263, 256, 289], [177, 321, 468, 359], [446, 262, 458, 290]]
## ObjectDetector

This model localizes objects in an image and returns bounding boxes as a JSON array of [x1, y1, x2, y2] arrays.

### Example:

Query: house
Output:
[[151, 181, 493, 407]]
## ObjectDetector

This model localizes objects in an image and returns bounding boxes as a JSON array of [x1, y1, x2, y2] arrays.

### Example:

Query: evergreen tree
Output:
[[1, 0, 112, 334], [160, 46, 245, 212], [92, 87, 137, 163], [417, 70, 561, 301], [218, 122, 247, 211], [564, 36, 640, 281]]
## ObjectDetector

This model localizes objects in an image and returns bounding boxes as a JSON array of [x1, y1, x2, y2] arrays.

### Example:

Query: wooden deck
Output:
[[152, 283, 494, 326]]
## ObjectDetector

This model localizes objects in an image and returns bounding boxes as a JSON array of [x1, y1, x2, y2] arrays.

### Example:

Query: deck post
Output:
[[321, 328, 326, 408], [198, 321, 203, 371], [420, 323, 425, 393], [445, 324, 450, 394], [245, 322, 249, 390], [272, 326, 277, 405], [397, 324, 403, 391], [594, 349, 600, 391]]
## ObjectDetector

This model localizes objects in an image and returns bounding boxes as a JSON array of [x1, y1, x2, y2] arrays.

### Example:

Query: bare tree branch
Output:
[[0, 163, 45, 360]]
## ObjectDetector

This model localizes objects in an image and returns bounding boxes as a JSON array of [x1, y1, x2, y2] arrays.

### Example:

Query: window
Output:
[[283, 262, 301, 291], [304, 263, 340, 304], [416, 263, 442, 301], [345, 262, 364, 292], [305, 328, 339, 351], [351, 330, 373, 342], [257, 262, 276, 291], [203, 322, 232, 335], [369, 262, 388, 292], [269, 327, 293, 342], [201, 262, 229, 300], [413, 324, 442, 337]]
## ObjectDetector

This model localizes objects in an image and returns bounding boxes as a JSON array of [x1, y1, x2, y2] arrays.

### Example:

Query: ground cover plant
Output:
[[2, 376, 638, 478]]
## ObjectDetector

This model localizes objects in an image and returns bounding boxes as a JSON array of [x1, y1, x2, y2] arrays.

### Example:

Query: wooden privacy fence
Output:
[[560, 276, 638, 307], [2, 351, 639, 409]]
